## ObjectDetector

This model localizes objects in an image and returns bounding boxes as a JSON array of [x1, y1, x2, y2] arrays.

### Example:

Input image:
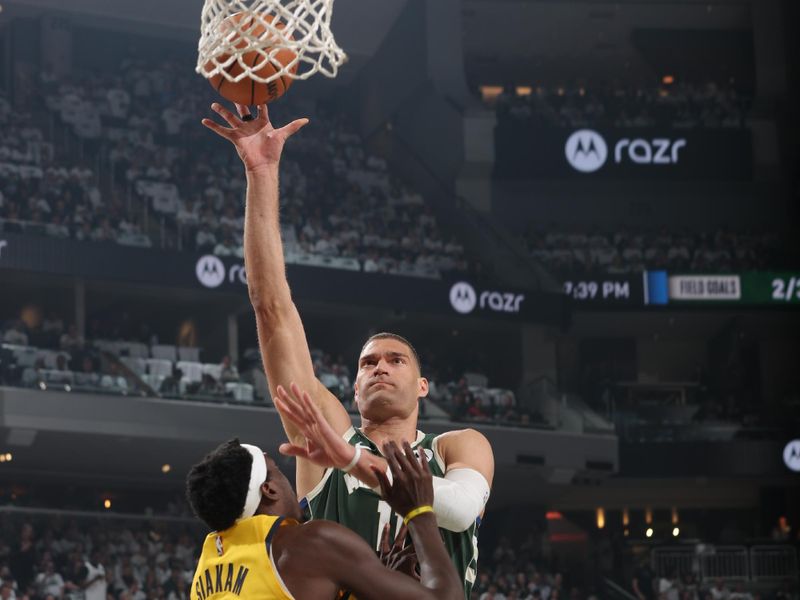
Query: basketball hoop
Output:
[[196, 0, 347, 85]]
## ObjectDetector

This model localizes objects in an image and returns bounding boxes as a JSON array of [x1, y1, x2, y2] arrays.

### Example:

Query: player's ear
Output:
[[417, 377, 429, 398], [260, 481, 279, 502]]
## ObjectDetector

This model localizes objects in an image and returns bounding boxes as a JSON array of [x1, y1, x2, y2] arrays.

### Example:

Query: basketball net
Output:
[[196, 0, 347, 84]]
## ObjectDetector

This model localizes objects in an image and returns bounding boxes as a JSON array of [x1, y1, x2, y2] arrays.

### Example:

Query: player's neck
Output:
[[358, 417, 418, 449]]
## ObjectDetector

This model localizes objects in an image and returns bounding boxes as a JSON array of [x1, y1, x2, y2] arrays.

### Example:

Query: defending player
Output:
[[202, 101, 494, 597], [186, 433, 463, 600]]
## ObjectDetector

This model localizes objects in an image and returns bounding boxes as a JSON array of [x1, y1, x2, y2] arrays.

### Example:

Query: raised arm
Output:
[[202, 102, 352, 495]]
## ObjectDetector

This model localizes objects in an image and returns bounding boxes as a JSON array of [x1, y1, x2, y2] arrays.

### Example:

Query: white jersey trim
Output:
[[430, 434, 447, 473]]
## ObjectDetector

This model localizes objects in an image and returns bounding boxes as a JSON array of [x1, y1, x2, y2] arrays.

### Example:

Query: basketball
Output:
[[204, 12, 298, 105]]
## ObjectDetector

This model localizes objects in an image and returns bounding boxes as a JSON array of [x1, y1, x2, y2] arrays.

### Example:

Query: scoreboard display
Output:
[[644, 272, 800, 307]]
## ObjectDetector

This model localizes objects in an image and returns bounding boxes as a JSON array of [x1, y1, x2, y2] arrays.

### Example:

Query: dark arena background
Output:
[[0, 0, 799, 598]]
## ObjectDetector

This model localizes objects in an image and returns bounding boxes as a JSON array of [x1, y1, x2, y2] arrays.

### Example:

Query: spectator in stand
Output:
[[710, 580, 730, 600], [59, 323, 84, 353], [3, 321, 28, 346], [159, 366, 183, 396], [34, 561, 64, 598], [219, 355, 239, 383], [633, 557, 656, 600], [100, 362, 128, 391]]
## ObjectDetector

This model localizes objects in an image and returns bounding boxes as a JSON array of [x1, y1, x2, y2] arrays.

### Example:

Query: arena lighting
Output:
[[662, 75, 675, 85], [479, 85, 503, 102], [103, 499, 112, 509], [622, 507, 630, 526], [672, 507, 679, 525], [645, 507, 653, 525], [516, 86, 532, 96], [161, 464, 172, 474], [646, 528, 654, 538], [545, 511, 563, 520], [673, 527, 680, 537], [4, 453, 10, 461], [623, 528, 629, 537], [596, 508, 605, 529]]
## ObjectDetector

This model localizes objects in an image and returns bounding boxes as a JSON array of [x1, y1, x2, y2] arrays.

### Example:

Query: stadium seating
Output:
[[491, 82, 751, 130]]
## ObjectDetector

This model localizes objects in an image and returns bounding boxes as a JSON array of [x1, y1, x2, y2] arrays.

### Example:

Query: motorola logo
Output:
[[784, 439, 800, 473], [450, 282, 477, 314], [449, 281, 525, 315], [195, 255, 226, 288], [565, 129, 607, 173]]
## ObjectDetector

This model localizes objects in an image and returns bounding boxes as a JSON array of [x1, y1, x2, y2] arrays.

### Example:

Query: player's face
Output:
[[353, 338, 428, 421], [262, 453, 303, 520]]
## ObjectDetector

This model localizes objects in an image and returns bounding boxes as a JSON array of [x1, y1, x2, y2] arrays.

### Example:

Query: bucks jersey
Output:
[[302, 427, 480, 599], [191, 515, 296, 600]]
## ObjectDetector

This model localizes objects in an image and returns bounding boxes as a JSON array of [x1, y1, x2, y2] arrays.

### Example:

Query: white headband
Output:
[[239, 444, 268, 520]]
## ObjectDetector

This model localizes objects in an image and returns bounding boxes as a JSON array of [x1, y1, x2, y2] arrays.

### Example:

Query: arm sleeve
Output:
[[431, 468, 490, 532]]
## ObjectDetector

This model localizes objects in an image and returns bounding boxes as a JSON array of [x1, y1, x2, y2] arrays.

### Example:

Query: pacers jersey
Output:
[[302, 428, 480, 599], [191, 515, 297, 600]]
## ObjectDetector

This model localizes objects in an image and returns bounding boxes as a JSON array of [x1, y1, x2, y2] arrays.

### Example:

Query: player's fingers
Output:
[[380, 523, 391, 555], [292, 383, 318, 426], [399, 440, 418, 473], [297, 385, 323, 418], [259, 103, 271, 123], [418, 447, 432, 474], [383, 442, 405, 479], [393, 524, 408, 551], [292, 382, 317, 417], [394, 545, 416, 560], [211, 102, 241, 128], [278, 442, 309, 459], [279, 117, 309, 138], [201, 118, 233, 140], [371, 466, 391, 497], [234, 103, 251, 119], [274, 386, 305, 423]]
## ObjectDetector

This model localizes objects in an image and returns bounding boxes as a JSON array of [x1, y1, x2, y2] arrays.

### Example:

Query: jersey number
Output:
[[375, 500, 404, 551]]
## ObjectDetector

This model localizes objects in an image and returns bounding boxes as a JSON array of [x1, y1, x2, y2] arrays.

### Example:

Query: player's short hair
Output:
[[361, 332, 422, 374], [186, 438, 252, 532]]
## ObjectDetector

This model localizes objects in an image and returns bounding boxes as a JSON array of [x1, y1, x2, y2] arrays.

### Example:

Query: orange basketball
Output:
[[204, 13, 298, 105]]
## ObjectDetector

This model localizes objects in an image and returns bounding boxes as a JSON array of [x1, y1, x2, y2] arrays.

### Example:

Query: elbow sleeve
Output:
[[432, 468, 490, 532]]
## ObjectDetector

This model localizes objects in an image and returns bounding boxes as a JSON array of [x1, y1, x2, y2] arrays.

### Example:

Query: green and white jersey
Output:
[[301, 427, 480, 599]]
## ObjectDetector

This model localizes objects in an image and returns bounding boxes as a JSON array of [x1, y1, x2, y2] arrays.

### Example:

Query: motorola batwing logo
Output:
[[784, 439, 800, 473], [450, 281, 477, 314], [196, 255, 226, 288], [565, 129, 608, 173]]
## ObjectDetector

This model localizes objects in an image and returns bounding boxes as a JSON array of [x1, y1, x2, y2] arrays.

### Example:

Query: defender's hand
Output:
[[379, 524, 420, 580], [201, 102, 308, 172], [372, 441, 433, 520], [276, 382, 355, 470]]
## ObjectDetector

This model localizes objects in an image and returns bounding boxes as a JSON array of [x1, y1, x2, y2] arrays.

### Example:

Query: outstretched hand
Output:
[[372, 441, 433, 520], [201, 102, 308, 172], [275, 382, 355, 470]]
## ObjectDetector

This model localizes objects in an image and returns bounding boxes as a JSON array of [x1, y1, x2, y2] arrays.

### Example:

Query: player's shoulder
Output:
[[434, 427, 491, 446], [279, 520, 372, 566]]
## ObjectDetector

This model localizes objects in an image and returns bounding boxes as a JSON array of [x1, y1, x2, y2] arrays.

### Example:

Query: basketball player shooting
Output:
[[202, 101, 494, 598]]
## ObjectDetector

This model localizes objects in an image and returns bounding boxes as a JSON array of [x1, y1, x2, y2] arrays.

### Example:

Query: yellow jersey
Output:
[[191, 515, 297, 600]]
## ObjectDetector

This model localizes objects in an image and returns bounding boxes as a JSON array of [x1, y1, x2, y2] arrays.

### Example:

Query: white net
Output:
[[196, 0, 347, 84]]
